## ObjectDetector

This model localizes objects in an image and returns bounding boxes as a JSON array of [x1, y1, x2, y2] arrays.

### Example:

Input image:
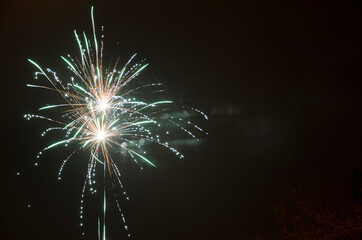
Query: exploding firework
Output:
[[25, 7, 207, 239]]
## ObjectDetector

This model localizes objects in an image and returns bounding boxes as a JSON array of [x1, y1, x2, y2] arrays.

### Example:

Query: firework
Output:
[[26, 7, 207, 239]]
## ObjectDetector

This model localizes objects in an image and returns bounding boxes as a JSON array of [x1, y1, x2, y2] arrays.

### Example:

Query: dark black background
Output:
[[2, 0, 362, 239]]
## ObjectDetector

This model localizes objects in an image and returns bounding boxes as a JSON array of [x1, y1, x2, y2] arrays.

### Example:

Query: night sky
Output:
[[2, 0, 362, 239]]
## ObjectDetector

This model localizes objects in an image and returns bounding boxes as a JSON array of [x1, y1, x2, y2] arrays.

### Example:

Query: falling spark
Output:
[[26, 6, 207, 239]]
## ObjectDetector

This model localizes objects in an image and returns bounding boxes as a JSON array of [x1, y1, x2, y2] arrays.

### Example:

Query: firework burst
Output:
[[25, 7, 207, 239]]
